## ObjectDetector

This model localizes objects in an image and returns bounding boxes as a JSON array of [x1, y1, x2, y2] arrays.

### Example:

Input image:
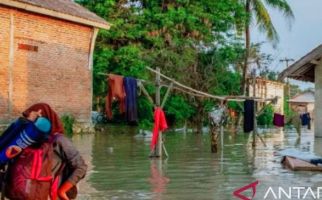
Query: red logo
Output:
[[233, 180, 259, 200]]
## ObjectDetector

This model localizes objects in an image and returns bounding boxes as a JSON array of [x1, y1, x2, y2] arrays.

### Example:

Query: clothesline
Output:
[[98, 72, 154, 85], [146, 67, 228, 100], [145, 67, 278, 102], [101, 68, 277, 156], [98, 72, 214, 99], [98, 72, 172, 90], [99, 69, 278, 103]]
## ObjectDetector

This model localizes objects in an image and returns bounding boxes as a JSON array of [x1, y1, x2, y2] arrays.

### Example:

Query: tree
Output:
[[249, 42, 272, 69], [241, 0, 294, 94], [246, 42, 279, 80], [77, 0, 247, 130]]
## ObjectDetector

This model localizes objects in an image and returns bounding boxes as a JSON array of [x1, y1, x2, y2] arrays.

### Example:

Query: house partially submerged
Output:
[[288, 90, 315, 117], [0, 0, 110, 123], [279, 45, 322, 137]]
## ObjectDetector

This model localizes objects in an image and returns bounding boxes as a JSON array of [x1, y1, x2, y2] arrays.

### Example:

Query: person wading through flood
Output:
[[4, 103, 87, 200], [209, 99, 228, 153]]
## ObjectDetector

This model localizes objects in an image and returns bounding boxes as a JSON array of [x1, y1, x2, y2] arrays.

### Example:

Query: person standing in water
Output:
[[5, 103, 87, 200]]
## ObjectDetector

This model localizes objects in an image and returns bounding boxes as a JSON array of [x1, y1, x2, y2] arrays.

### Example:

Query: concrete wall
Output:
[[315, 64, 322, 137], [307, 103, 315, 119], [0, 6, 94, 123]]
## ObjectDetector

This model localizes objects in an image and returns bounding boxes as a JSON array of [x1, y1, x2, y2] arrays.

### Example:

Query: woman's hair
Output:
[[23, 103, 64, 135]]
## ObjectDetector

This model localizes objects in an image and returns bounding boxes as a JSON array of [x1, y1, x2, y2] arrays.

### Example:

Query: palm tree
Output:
[[241, 0, 294, 95]]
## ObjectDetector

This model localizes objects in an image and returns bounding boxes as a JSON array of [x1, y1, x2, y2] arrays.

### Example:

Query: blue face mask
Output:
[[34, 117, 51, 134]]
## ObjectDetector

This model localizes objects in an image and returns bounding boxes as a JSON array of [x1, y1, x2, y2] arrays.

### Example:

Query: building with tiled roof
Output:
[[289, 90, 315, 117], [0, 0, 109, 123]]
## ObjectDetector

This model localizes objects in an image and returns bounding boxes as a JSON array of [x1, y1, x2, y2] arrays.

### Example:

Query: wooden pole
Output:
[[220, 124, 224, 152], [146, 67, 275, 102], [250, 72, 267, 147], [161, 83, 173, 108], [220, 100, 224, 152], [252, 70, 257, 147], [250, 71, 267, 147], [156, 68, 162, 158], [138, 82, 155, 106], [146, 67, 225, 100]]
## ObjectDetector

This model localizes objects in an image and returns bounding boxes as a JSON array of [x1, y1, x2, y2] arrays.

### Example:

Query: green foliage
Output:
[[257, 104, 274, 126], [246, 0, 294, 43], [76, 0, 249, 127], [283, 85, 295, 124], [61, 114, 75, 136], [165, 95, 195, 125], [289, 84, 301, 97], [137, 96, 154, 128], [241, 0, 294, 94]]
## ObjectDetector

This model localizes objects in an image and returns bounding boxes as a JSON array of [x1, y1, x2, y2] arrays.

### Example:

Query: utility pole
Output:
[[280, 57, 294, 94], [280, 57, 294, 69], [280, 57, 294, 114], [280, 57, 294, 83]]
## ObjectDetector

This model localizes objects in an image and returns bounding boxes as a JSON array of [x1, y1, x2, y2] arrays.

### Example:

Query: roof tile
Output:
[[12, 0, 108, 26]]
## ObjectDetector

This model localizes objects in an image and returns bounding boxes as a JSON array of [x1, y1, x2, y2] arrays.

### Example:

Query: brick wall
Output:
[[0, 6, 94, 123], [0, 7, 10, 121]]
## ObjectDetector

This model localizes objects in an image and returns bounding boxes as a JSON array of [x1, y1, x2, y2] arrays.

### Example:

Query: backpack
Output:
[[4, 138, 61, 200]]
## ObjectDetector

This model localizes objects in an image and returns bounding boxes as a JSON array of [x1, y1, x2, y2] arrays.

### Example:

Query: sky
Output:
[[252, 0, 321, 89]]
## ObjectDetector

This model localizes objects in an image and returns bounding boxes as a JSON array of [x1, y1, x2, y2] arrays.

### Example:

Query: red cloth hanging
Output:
[[151, 107, 168, 150], [105, 74, 126, 119]]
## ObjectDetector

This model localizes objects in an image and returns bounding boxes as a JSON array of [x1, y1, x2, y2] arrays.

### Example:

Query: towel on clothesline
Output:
[[151, 107, 168, 150], [105, 74, 126, 119]]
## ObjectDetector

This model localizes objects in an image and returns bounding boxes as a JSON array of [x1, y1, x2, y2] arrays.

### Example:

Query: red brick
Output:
[[0, 6, 94, 123]]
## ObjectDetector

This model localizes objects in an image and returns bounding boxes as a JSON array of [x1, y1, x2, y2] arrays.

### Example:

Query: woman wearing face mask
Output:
[[6, 103, 87, 200]]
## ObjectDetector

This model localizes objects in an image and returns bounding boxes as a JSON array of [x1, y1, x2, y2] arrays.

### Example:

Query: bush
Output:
[[257, 105, 274, 126], [61, 114, 75, 136]]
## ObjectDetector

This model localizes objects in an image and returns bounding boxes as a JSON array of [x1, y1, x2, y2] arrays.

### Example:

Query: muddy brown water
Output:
[[72, 126, 322, 200]]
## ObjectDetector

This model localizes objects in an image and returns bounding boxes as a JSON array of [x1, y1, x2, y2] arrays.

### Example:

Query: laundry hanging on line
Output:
[[105, 74, 139, 122], [123, 77, 138, 123], [105, 74, 126, 119], [151, 107, 168, 150], [243, 99, 254, 133], [273, 113, 284, 127], [300, 113, 310, 126]]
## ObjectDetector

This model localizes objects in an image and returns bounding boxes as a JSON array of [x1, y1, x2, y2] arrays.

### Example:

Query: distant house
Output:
[[288, 90, 315, 116], [0, 0, 110, 123], [279, 45, 322, 137], [248, 78, 285, 114]]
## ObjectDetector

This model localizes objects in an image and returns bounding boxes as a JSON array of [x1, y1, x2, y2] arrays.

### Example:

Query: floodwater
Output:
[[72, 126, 322, 200]]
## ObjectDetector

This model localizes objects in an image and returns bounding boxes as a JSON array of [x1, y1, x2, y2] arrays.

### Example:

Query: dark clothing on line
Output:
[[123, 77, 138, 123], [244, 100, 254, 133], [301, 113, 310, 126]]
